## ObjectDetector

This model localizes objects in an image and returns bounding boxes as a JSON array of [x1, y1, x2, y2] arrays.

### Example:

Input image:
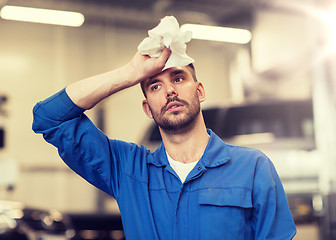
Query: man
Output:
[[32, 47, 297, 239]]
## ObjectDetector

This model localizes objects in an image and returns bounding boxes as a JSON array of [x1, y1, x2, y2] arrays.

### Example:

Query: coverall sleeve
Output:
[[252, 155, 297, 239], [32, 89, 129, 198]]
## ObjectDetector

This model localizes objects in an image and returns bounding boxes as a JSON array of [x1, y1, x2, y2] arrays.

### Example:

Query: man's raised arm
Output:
[[66, 48, 171, 110]]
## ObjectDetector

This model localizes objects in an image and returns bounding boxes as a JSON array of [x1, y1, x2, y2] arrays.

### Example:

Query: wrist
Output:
[[121, 62, 145, 87]]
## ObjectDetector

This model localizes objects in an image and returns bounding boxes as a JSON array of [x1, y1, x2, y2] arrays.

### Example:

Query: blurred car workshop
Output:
[[1, 0, 336, 239]]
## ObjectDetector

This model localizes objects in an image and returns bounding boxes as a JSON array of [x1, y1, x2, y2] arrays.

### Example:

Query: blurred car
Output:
[[0, 200, 74, 240], [67, 213, 124, 240], [140, 99, 323, 223]]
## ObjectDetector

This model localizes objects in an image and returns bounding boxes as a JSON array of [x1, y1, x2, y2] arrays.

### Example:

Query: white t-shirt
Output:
[[166, 152, 198, 183]]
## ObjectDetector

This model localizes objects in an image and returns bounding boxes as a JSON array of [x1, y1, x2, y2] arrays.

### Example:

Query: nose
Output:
[[166, 84, 177, 98]]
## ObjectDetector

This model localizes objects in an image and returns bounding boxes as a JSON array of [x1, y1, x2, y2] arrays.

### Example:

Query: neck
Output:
[[160, 114, 209, 164]]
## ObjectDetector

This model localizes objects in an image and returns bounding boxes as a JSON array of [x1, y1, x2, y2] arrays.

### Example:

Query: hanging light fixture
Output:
[[0, 5, 85, 27], [181, 23, 252, 44]]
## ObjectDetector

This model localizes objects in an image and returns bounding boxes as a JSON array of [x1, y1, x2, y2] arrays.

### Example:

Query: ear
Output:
[[142, 99, 153, 119], [196, 82, 206, 103]]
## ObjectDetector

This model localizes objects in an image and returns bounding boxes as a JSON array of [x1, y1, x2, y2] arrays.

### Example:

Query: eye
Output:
[[151, 84, 161, 91], [174, 77, 183, 83]]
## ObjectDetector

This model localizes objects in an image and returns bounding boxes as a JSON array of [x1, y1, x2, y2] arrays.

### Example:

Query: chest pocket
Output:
[[198, 187, 252, 208]]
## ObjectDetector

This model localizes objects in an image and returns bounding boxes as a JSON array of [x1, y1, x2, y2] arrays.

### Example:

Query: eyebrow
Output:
[[170, 69, 185, 77], [145, 79, 160, 89]]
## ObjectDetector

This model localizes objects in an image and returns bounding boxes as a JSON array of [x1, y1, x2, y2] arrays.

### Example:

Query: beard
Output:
[[149, 92, 201, 133]]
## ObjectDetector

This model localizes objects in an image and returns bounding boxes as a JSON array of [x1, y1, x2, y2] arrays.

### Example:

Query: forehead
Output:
[[144, 66, 191, 84]]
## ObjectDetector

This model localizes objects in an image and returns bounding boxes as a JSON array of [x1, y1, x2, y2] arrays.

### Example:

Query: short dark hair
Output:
[[140, 63, 197, 98]]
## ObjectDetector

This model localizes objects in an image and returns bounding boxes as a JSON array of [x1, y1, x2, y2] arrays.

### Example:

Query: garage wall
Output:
[[0, 17, 235, 212], [0, 3, 320, 213]]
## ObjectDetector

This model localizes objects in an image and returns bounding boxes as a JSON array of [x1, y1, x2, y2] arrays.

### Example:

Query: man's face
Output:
[[142, 66, 205, 132]]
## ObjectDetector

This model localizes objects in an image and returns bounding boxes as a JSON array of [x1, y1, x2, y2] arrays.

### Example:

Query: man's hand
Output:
[[127, 47, 171, 85]]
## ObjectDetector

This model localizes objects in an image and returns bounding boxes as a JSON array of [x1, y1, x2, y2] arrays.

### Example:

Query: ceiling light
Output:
[[317, 9, 336, 52], [180, 24, 252, 44], [0, 5, 85, 27]]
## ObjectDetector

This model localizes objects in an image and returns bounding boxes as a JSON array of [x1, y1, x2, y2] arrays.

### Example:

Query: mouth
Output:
[[166, 101, 184, 111]]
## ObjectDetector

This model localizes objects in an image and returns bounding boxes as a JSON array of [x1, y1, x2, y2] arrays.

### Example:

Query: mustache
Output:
[[160, 96, 188, 114]]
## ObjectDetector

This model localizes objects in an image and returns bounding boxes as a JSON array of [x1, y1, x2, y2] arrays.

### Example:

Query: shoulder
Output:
[[225, 143, 275, 179], [210, 132, 279, 185], [225, 142, 269, 164], [110, 139, 151, 162], [111, 139, 156, 180], [208, 129, 269, 168]]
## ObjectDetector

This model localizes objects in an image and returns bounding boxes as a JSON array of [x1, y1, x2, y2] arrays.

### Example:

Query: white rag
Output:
[[138, 16, 194, 70]]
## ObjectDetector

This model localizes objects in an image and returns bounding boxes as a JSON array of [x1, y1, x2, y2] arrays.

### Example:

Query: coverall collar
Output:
[[147, 129, 231, 168]]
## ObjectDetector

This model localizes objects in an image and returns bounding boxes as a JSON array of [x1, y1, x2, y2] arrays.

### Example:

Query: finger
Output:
[[160, 47, 171, 61], [156, 47, 171, 66]]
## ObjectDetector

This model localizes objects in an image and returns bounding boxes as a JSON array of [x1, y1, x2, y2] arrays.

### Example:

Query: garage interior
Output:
[[1, 0, 336, 239]]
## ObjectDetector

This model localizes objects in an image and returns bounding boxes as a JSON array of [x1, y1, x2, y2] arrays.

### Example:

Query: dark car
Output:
[[143, 99, 315, 149]]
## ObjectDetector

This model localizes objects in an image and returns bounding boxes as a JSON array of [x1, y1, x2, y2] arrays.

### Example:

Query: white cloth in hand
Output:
[[138, 16, 194, 70]]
